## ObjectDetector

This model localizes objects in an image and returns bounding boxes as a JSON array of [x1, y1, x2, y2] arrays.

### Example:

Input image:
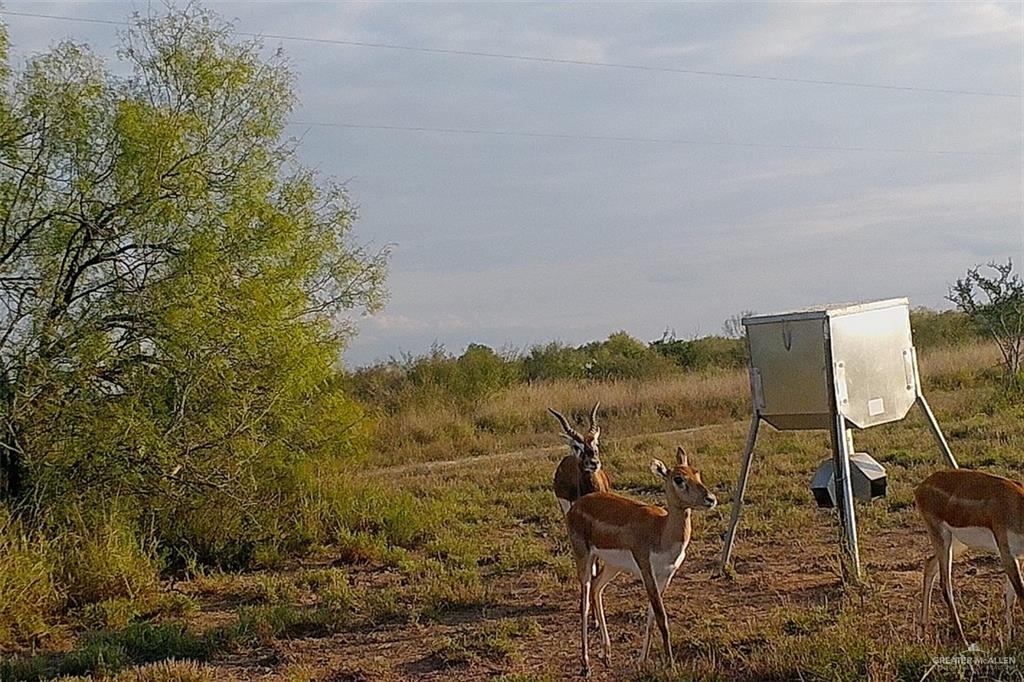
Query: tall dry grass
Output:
[[0, 514, 61, 647], [371, 340, 1003, 466], [370, 370, 750, 466], [916, 339, 1002, 390]]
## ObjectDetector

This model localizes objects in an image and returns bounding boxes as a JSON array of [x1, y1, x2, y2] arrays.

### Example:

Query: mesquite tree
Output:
[[948, 260, 1024, 379], [0, 7, 387, 552]]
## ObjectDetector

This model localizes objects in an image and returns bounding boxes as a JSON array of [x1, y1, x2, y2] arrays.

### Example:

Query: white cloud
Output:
[[363, 312, 470, 332], [728, 3, 1020, 67], [738, 171, 1019, 241]]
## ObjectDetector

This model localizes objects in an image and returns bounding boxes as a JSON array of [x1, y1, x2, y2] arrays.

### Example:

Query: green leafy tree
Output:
[[0, 7, 387, 556], [521, 342, 587, 382], [909, 307, 981, 350], [948, 260, 1023, 379], [650, 330, 746, 371], [452, 344, 518, 400], [580, 331, 675, 380]]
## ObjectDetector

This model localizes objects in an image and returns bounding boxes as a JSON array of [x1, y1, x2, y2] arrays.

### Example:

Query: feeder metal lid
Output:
[[743, 298, 910, 327]]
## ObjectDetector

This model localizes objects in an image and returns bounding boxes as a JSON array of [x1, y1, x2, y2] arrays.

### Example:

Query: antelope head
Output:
[[548, 403, 601, 473], [651, 446, 717, 510]]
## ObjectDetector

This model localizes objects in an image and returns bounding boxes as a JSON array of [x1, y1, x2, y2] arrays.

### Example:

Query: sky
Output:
[[2, 2, 1021, 367]]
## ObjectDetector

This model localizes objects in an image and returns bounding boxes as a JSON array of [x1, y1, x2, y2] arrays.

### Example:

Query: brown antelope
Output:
[[550, 404, 611, 514], [565, 446, 716, 676], [915, 469, 1024, 644]]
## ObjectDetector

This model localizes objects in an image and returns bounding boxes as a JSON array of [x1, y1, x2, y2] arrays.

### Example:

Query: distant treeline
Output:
[[352, 308, 982, 408]]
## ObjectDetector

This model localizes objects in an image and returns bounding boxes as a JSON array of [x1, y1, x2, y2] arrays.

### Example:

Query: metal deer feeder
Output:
[[719, 298, 958, 579]]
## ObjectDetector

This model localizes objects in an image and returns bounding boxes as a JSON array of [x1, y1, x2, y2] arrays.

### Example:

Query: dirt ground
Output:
[[201, 514, 1010, 681]]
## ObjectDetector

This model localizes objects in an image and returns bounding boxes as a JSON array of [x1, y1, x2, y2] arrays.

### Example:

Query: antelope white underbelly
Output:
[[946, 524, 998, 552], [592, 544, 686, 581], [943, 524, 1024, 558], [655, 545, 686, 577], [594, 549, 640, 576]]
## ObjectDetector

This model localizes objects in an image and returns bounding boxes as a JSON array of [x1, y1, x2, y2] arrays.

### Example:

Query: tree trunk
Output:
[[0, 442, 22, 500], [0, 377, 23, 500]]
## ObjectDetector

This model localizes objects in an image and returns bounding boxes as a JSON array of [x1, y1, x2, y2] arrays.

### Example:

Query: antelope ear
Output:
[[676, 446, 688, 467], [562, 434, 581, 450], [650, 459, 669, 479]]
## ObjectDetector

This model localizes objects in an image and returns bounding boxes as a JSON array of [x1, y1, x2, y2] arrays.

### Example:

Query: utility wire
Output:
[[287, 121, 1014, 157], [1, 9, 1019, 99], [5, 9, 1013, 157]]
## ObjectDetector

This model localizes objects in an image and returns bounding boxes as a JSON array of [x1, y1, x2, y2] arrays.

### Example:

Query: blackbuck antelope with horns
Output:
[[566, 446, 716, 676], [550, 404, 611, 515], [915, 469, 1024, 644]]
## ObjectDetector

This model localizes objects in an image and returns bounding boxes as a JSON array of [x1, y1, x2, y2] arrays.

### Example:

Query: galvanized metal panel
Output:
[[745, 316, 831, 430], [829, 302, 915, 428], [744, 298, 909, 326], [743, 298, 914, 431]]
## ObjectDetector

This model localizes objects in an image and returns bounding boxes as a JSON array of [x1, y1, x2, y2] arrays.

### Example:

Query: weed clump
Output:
[[0, 515, 61, 647]]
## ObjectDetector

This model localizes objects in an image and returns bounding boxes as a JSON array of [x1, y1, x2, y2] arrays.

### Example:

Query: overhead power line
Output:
[[287, 121, 1013, 157], [4, 9, 1013, 157], [1, 9, 1019, 99]]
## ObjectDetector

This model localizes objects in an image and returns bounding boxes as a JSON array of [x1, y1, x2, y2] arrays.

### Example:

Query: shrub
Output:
[[651, 333, 746, 370], [447, 344, 521, 400], [0, 515, 61, 647], [948, 260, 1024, 378], [909, 307, 981, 350], [523, 332, 678, 382], [58, 506, 161, 606], [578, 331, 677, 380], [521, 342, 588, 381]]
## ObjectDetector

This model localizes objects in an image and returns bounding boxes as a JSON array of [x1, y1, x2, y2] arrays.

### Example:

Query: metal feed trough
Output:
[[719, 298, 958, 579], [810, 453, 887, 508]]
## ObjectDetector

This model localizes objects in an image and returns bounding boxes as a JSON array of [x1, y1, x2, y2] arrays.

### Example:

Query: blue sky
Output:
[[3, 2, 1021, 366]]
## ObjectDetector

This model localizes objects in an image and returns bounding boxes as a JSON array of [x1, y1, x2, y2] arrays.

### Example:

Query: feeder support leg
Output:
[[910, 347, 957, 469], [830, 413, 861, 581], [916, 395, 958, 469], [719, 415, 760, 573]]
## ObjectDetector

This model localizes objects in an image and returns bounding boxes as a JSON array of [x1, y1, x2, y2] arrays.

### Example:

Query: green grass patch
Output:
[[429, 618, 540, 668], [235, 604, 348, 643]]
